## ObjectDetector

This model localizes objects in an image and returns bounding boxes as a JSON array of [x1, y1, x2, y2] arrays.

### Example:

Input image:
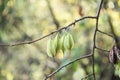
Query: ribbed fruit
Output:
[[60, 34, 66, 53], [64, 32, 74, 50], [47, 38, 56, 57], [54, 33, 61, 53]]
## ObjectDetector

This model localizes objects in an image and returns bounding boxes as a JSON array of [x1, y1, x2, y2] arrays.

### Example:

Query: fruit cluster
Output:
[[47, 32, 74, 57]]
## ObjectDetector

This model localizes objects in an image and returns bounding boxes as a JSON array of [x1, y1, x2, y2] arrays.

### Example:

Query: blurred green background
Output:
[[0, 0, 120, 80]]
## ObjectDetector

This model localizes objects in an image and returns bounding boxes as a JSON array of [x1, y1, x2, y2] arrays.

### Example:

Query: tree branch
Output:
[[97, 29, 113, 38], [0, 16, 96, 46], [43, 53, 92, 80], [108, 16, 120, 49], [46, 0, 60, 29], [81, 73, 93, 80], [95, 46, 110, 52], [91, 0, 103, 79]]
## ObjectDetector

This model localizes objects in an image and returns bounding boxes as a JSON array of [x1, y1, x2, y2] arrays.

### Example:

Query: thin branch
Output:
[[108, 16, 120, 49], [43, 53, 92, 80], [81, 73, 93, 80], [91, 0, 103, 80], [0, 16, 96, 46], [95, 46, 110, 52], [97, 29, 113, 38], [108, 16, 117, 41], [46, 0, 60, 29], [96, 0, 103, 19]]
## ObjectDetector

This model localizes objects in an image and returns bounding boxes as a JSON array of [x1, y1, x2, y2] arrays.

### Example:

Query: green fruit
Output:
[[54, 33, 61, 52], [64, 32, 74, 50], [68, 33, 74, 49], [47, 38, 56, 57], [60, 34, 66, 53]]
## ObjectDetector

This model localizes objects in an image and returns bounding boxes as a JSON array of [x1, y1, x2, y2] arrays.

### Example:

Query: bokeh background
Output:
[[0, 0, 120, 80]]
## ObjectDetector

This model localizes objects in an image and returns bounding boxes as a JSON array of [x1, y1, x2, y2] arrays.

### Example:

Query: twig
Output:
[[46, 0, 60, 29], [81, 73, 93, 80], [97, 29, 113, 38], [108, 16, 120, 49], [95, 46, 110, 52], [91, 0, 103, 80], [0, 16, 96, 46], [43, 53, 92, 80]]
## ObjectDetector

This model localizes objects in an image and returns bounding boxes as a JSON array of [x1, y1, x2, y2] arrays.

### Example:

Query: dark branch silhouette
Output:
[[0, 16, 96, 46], [91, 0, 103, 79], [43, 53, 92, 80], [81, 73, 93, 80], [46, 0, 60, 29], [108, 16, 120, 49]]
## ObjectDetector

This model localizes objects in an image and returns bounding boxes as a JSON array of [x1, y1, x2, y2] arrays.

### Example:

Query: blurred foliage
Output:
[[0, 0, 120, 80]]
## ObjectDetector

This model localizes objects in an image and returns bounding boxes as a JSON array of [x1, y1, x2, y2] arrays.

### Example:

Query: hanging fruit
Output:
[[64, 32, 74, 51], [47, 38, 56, 57], [60, 34, 66, 53], [54, 33, 61, 53]]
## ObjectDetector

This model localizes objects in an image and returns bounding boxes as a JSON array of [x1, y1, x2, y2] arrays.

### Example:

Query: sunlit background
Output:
[[0, 0, 120, 80]]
